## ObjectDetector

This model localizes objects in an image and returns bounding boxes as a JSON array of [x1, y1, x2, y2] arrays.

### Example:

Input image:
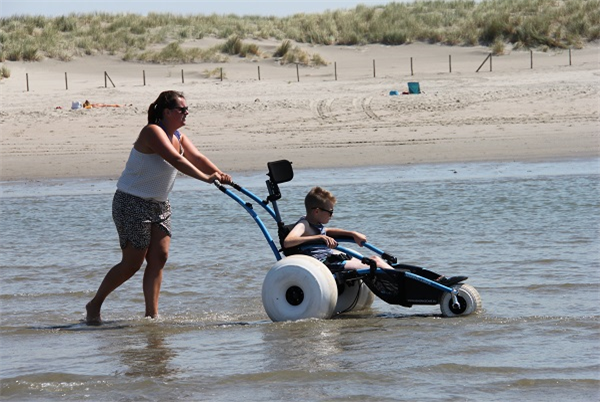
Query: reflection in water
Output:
[[116, 326, 179, 379], [263, 322, 339, 371], [256, 317, 389, 401], [261, 319, 363, 372], [257, 320, 344, 401]]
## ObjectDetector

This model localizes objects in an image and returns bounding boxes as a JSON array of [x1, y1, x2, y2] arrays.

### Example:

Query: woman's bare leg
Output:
[[86, 245, 147, 323], [143, 225, 170, 319]]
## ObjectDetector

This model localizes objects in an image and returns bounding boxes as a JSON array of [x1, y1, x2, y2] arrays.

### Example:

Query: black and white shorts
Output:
[[112, 190, 172, 249]]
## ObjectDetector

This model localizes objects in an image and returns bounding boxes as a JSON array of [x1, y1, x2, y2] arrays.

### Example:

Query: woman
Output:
[[86, 90, 232, 324]]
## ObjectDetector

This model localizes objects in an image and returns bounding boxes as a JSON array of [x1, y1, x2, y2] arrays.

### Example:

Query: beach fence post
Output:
[[104, 71, 115, 88], [181, 69, 184, 84], [220, 68, 223, 82], [449, 55, 452, 73], [143, 70, 146, 86], [476, 53, 492, 72], [410, 57, 414, 76], [569, 48, 572, 66], [296, 63, 300, 82], [258, 66, 261, 81], [26, 73, 29, 92], [530, 50, 533, 69], [335, 62, 337, 81], [65, 72, 68, 90], [373, 59, 376, 78]]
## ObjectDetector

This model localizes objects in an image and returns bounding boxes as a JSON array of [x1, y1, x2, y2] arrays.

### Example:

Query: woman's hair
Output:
[[147, 90, 185, 124], [304, 186, 336, 211]]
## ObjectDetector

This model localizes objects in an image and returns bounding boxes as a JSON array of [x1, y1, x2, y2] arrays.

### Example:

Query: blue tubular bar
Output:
[[336, 238, 398, 264], [236, 185, 278, 221], [404, 272, 454, 293], [353, 268, 454, 293], [336, 239, 384, 256], [356, 267, 383, 275], [215, 182, 282, 261], [361, 242, 386, 255], [335, 245, 364, 260]]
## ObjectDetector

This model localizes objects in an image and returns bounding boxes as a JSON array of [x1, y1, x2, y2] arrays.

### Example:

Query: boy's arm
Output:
[[326, 228, 367, 246], [284, 222, 337, 249]]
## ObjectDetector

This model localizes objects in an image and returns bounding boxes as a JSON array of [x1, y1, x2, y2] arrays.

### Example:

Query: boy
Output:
[[283, 186, 393, 271]]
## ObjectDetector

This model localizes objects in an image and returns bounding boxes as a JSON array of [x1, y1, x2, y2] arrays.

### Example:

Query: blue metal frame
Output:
[[215, 181, 282, 260], [215, 180, 457, 298]]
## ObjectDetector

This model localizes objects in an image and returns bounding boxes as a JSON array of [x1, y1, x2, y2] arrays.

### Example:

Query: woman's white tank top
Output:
[[117, 131, 183, 202]]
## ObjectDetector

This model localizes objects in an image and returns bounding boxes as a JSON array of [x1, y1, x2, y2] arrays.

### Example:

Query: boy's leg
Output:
[[343, 256, 393, 270]]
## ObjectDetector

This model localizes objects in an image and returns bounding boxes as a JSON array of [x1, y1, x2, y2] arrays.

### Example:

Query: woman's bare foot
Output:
[[85, 301, 102, 325]]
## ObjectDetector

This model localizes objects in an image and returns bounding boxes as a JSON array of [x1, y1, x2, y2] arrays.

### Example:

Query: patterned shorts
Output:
[[112, 190, 172, 249]]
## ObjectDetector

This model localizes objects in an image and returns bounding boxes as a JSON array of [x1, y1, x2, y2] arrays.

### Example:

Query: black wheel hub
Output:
[[449, 295, 467, 314], [286, 286, 304, 306]]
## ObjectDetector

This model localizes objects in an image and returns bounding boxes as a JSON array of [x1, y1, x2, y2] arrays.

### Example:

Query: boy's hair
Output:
[[304, 186, 336, 212]]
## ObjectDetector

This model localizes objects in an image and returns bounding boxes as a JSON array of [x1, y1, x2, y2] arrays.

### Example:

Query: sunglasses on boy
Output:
[[313, 207, 334, 216]]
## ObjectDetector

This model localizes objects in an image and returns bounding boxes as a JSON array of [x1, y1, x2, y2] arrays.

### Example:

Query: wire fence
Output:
[[21, 48, 578, 92]]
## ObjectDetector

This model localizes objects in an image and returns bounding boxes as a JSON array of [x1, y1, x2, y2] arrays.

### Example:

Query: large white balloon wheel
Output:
[[439, 283, 482, 317], [335, 280, 375, 314], [262, 255, 338, 322]]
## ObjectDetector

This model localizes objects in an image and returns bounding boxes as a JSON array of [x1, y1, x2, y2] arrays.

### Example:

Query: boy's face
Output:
[[312, 201, 335, 224]]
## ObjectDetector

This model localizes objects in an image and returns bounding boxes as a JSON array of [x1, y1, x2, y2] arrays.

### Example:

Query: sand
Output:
[[1, 40, 598, 181]]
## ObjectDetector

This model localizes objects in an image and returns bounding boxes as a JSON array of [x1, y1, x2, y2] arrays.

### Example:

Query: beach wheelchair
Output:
[[215, 160, 482, 322]]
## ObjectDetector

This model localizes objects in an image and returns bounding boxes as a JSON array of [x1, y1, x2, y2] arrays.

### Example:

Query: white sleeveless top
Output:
[[117, 131, 183, 202]]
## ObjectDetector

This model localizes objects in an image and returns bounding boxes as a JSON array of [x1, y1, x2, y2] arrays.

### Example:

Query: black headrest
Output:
[[267, 160, 293, 184]]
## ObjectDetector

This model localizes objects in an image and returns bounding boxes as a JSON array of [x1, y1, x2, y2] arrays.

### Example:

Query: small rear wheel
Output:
[[440, 283, 481, 317]]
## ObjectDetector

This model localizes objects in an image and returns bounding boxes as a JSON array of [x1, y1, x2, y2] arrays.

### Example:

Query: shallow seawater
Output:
[[1, 159, 599, 401]]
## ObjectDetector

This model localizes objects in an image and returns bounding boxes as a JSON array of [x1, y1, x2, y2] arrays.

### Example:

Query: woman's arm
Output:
[[138, 125, 218, 183], [179, 134, 232, 183]]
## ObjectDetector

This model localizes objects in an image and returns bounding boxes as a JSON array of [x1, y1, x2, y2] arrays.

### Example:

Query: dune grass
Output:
[[1, 0, 597, 63], [0, 64, 10, 79], [202, 67, 227, 79]]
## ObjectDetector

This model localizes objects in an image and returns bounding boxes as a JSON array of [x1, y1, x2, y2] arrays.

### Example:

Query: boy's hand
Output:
[[353, 232, 367, 246], [321, 235, 338, 249]]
